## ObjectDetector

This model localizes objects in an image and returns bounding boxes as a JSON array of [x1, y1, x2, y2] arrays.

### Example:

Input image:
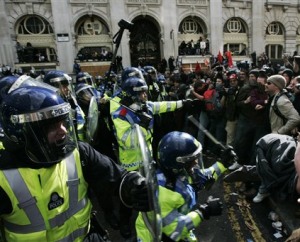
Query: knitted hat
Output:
[[249, 69, 259, 78], [267, 75, 286, 90], [282, 68, 294, 79]]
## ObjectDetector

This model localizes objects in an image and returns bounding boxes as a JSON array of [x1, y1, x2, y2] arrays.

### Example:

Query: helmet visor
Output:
[[11, 103, 77, 164], [49, 74, 74, 99]]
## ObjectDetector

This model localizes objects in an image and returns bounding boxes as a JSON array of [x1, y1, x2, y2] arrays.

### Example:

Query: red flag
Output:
[[217, 50, 223, 64], [195, 61, 201, 73], [226, 51, 233, 67]]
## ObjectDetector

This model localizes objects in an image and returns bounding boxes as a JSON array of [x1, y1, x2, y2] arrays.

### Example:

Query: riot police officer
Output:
[[0, 86, 149, 241], [136, 131, 234, 241], [44, 70, 87, 142]]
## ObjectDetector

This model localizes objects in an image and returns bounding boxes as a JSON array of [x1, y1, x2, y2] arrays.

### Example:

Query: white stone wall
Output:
[[0, 0, 300, 72]]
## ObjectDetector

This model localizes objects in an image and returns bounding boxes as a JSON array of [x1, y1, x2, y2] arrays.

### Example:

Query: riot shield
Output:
[[86, 96, 99, 143], [135, 124, 162, 242]]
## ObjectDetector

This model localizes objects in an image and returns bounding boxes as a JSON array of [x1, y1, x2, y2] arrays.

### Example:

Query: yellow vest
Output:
[[0, 149, 92, 242]]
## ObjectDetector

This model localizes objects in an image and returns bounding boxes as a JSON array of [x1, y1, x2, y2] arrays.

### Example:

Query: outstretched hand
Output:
[[220, 145, 238, 168]]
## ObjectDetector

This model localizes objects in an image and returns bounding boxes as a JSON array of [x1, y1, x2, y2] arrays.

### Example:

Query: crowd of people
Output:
[[0, 51, 300, 241]]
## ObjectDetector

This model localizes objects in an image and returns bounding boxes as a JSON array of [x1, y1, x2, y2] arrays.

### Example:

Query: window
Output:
[[224, 18, 246, 33], [265, 44, 283, 59], [224, 43, 246, 55], [266, 22, 283, 35], [17, 16, 53, 34], [227, 19, 241, 33], [182, 19, 198, 34], [179, 18, 204, 34], [77, 17, 109, 36]]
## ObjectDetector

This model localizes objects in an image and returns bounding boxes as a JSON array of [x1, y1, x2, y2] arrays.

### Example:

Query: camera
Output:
[[118, 19, 134, 31]]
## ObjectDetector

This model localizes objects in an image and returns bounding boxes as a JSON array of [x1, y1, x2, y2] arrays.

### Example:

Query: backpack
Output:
[[204, 89, 223, 116], [272, 90, 294, 124]]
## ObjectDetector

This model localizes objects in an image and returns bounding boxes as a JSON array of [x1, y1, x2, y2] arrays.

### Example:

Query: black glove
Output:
[[182, 99, 193, 112], [197, 196, 223, 220], [220, 145, 238, 168], [119, 171, 150, 212], [136, 111, 152, 129]]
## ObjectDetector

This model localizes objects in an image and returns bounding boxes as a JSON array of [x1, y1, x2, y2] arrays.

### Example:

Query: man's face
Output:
[[138, 91, 148, 103], [229, 78, 238, 87], [46, 120, 67, 145], [60, 84, 70, 97], [249, 74, 257, 82], [265, 80, 277, 95], [239, 72, 247, 80]]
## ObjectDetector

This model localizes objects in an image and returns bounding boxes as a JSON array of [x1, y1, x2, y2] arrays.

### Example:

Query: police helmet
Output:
[[76, 71, 95, 87], [121, 77, 148, 100], [121, 67, 144, 83], [44, 70, 73, 99], [1, 86, 77, 164], [75, 83, 96, 115], [95, 75, 105, 86], [0, 75, 18, 103], [2, 66, 12, 76], [0, 75, 57, 104], [44, 70, 72, 87], [158, 131, 202, 176]]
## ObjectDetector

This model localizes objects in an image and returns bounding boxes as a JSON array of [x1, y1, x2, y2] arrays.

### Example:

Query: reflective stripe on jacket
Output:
[[111, 100, 182, 171], [0, 149, 92, 242], [136, 162, 226, 242], [136, 169, 201, 242]]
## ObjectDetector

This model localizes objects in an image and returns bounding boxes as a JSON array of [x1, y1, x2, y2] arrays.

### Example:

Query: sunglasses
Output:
[[267, 82, 273, 85]]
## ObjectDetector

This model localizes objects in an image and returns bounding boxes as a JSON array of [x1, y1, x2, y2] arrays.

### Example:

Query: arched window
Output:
[[266, 22, 283, 35], [179, 18, 204, 34], [76, 16, 109, 36], [17, 15, 53, 34], [15, 15, 56, 63], [223, 18, 248, 55], [224, 18, 246, 33], [265, 22, 284, 59]]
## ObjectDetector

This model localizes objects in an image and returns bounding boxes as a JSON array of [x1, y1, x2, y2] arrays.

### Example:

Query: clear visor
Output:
[[77, 75, 95, 87], [11, 103, 77, 164], [176, 145, 202, 164], [49, 74, 74, 99], [133, 85, 148, 92], [25, 114, 77, 164]]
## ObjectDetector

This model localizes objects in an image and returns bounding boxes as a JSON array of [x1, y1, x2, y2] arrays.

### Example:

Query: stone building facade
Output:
[[0, 0, 299, 74]]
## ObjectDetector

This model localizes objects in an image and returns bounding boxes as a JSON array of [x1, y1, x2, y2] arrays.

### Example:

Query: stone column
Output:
[[251, 1, 265, 55], [0, 0, 15, 67], [109, 0, 130, 67], [50, 0, 74, 73], [161, 0, 177, 60], [209, 0, 223, 56]]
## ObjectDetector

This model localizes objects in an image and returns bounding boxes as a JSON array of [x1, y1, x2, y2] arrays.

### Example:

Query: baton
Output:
[[187, 115, 226, 150]]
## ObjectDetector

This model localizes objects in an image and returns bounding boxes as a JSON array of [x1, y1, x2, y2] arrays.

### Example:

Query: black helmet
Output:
[[1, 86, 77, 164]]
